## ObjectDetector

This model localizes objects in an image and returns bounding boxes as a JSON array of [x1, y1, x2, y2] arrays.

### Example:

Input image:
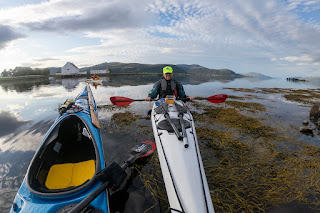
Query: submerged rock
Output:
[[300, 119, 316, 136]]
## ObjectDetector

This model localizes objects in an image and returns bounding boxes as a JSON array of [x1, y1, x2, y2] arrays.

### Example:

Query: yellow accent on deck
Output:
[[45, 160, 95, 190]]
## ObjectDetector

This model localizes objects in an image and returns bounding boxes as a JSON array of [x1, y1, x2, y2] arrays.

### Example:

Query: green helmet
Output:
[[163, 66, 173, 74]]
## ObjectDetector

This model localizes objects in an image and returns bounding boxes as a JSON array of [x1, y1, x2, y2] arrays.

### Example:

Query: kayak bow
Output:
[[10, 85, 109, 213], [151, 99, 215, 213]]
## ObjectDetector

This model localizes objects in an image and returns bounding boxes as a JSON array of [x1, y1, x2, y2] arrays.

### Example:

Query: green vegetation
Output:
[[0, 78, 50, 92], [1, 67, 50, 78]]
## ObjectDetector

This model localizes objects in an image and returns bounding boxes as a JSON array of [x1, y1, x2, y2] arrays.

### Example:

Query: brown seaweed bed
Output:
[[109, 88, 320, 213]]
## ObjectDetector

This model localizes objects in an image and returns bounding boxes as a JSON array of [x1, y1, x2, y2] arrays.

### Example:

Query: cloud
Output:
[[20, 62, 43, 67], [280, 55, 313, 62], [0, 25, 25, 49], [287, 0, 320, 10], [278, 54, 320, 66], [0, 0, 320, 76], [33, 57, 60, 62], [0, 0, 153, 33]]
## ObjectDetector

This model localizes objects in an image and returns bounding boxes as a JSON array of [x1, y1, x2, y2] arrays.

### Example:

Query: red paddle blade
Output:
[[127, 141, 156, 165], [137, 141, 156, 158], [206, 94, 228, 103], [110, 96, 134, 106]]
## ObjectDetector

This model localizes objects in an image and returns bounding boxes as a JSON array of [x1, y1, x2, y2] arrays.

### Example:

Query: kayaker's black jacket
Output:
[[148, 78, 187, 99]]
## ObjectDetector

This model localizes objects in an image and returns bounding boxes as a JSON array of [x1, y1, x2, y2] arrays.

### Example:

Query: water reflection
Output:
[[1, 119, 54, 150], [0, 78, 50, 93], [0, 111, 30, 137], [0, 150, 35, 212], [0, 75, 243, 94]]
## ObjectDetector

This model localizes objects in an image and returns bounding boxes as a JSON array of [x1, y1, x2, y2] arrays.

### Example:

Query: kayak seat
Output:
[[45, 160, 95, 190], [157, 119, 191, 132]]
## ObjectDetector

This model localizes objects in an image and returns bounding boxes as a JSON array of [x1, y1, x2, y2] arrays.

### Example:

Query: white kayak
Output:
[[85, 79, 102, 84], [151, 98, 215, 213]]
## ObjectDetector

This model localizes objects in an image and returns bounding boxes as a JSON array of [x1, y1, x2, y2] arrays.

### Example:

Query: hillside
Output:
[[47, 62, 242, 77], [176, 64, 242, 77], [80, 62, 186, 74], [241, 72, 273, 79]]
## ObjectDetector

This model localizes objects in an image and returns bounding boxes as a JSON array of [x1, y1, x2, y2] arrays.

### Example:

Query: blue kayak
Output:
[[10, 85, 109, 213]]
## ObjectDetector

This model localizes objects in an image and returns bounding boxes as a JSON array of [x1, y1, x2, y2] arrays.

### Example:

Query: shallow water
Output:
[[0, 75, 319, 212]]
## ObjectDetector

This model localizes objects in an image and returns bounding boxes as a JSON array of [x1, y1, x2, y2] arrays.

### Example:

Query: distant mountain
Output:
[[49, 62, 242, 77], [176, 64, 242, 77], [241, 72, 272, 79], [80, 62, 186, 74]]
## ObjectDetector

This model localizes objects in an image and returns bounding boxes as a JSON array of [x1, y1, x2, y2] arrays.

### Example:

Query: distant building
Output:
[[79, 70, 87, 75], [61, 62, 79, 75], [90, 69, 109, 74], [49, 67, 61, 75]]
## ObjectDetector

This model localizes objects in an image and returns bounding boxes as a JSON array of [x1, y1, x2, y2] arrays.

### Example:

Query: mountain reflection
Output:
[[105, 74, 240, 87], [0, 74, 241, 93]]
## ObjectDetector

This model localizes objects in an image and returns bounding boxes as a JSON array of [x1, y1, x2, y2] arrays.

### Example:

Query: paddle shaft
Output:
[[68, 181, 109, 213], [178, 113, 189, 148], [164, 113, 183, 140], [68, 158, 135, 213], [110, 94, 227, 106], [87, 84, 101, 129]]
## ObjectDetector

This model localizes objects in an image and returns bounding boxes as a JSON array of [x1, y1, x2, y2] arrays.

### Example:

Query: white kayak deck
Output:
[[152, 101, 215, 213]]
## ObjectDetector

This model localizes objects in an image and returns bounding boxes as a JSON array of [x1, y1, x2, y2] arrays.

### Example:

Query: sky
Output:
[[0, 0, 319, 78]]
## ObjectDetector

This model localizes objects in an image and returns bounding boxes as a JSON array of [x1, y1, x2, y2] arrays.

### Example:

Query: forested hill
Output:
[[80, 62, 186, 74], [80, 62, 241, 76]]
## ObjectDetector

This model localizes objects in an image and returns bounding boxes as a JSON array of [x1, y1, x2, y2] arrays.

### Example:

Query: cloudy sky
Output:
[[0, 0, 319, 77]]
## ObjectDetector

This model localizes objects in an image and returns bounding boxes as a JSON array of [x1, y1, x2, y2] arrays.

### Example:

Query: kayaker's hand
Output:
[[188, 96, 195, 101], [145, 97, 152, 102]]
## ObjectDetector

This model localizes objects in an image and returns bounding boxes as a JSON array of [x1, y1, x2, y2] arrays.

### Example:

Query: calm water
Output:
[[0, 75, 319, 212]]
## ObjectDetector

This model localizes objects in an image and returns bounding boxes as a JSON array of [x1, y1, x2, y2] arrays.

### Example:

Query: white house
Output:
[[61, 62, 79, 75], [90, 69, 109, 74]]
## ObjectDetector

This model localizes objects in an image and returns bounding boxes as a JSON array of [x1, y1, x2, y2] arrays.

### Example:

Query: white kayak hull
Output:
[[85, 79, 102, 84], [151, 100, 215, 213]]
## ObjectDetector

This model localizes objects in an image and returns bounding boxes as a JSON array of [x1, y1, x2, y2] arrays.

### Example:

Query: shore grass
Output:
[[104, 88, 320, 212], [192, 88, 320, 212], [111, 111, 142, 126], [225, 100, 267, 112]]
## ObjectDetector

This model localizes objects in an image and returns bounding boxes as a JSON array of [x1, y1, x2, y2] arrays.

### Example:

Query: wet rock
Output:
[[302, 120, 309, 126], [300, 126, 316, 133], [300, 120, 316, 136], [310, 104, 320, 125]]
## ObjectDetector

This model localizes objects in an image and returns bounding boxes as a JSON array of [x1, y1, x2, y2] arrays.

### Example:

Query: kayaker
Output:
[[145, 66, 194, 101]]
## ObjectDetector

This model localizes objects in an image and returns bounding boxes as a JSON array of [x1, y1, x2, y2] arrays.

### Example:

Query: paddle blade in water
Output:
[[110, 96, 134, 106], [207, 94, 228, 103]]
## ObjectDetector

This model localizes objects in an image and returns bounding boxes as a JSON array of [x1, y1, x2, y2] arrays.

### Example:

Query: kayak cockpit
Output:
[[27, 114, 99, 196]]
